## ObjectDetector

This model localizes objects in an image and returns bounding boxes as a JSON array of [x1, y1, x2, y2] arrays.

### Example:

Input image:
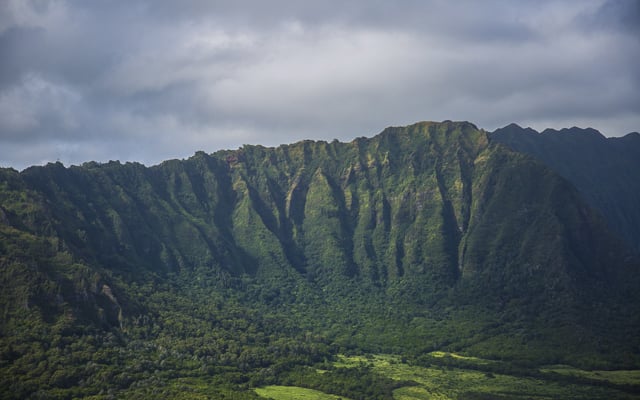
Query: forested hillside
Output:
[[1, 121, 639, 399]]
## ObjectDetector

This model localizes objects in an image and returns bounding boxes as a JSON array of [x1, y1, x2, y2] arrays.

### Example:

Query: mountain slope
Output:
[[491, 124, 640, 253], [1, 121, 639, 398]]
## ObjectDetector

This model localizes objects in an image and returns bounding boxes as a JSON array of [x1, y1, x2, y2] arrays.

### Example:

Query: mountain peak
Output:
[[492, 123, 539, 136], [620, 131, 640, 141], [541, 126, 606, 140]]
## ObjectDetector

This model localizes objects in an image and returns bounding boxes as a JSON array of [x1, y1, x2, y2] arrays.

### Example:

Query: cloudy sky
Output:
[[1, 0, 638, 170]]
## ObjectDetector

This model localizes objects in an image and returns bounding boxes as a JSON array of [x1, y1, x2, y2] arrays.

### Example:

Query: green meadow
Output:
[[540, 365, 640, 386], [255, 386, 352, 400], [256, 353, 640, 400]]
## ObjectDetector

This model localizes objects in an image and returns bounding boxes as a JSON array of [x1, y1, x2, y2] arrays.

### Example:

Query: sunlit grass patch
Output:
[[393, 386, 452, 400], [333, 354, 371, 367], [429, 351, 492, 364], [333, 354, 640, 400], [255, 385, 352, 400], [541, 365, 640, 386]]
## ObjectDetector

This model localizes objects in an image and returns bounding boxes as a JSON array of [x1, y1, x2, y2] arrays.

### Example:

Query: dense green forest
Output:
[[1, 121, 639, 398]]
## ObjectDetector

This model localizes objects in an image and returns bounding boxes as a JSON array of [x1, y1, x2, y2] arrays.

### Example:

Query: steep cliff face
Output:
[[2, 121, 633, 306], [0, 167, 129, 331], [217, 121, 487, 288], [11, 122, 487, 288]]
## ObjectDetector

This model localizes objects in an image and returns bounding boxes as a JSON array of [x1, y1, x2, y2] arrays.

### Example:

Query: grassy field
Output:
[[331, 354, 640, 400], [255, 385, 352, 400], [540, 365, 640, 386], [254, 354, 640, 399]]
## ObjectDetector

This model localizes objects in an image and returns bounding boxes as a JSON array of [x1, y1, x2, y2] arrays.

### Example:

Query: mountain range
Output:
[[1, 120, 639, 398]]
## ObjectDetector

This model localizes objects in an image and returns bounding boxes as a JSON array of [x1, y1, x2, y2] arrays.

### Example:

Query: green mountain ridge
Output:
[[491, 123, 640, 253], [1, 121, 639, 398]]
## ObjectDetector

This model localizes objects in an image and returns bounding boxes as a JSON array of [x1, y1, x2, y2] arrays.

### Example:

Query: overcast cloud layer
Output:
[[1, 0, 639, 170]]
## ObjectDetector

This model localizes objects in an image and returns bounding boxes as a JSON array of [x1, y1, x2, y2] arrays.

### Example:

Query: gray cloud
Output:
[[0, 0, 638, 170]]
